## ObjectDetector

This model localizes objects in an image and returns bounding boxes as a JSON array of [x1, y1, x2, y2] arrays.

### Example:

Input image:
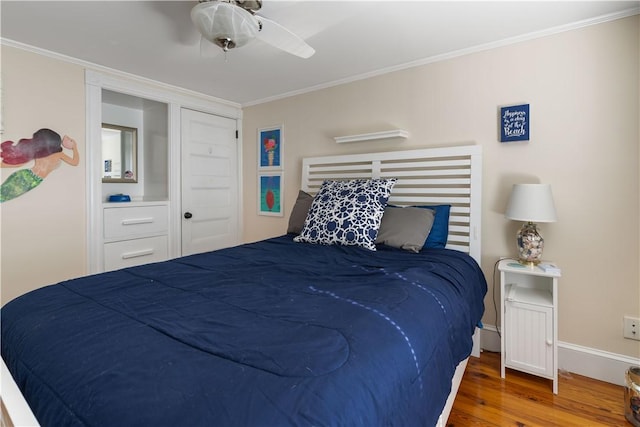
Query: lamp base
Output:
[[516, 221, 544, 266], [517, 259, 540, 268]]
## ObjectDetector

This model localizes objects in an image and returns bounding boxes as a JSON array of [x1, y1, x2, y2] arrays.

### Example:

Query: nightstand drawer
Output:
[[104, 205, 168, 240], [104, 235, 168, 271]]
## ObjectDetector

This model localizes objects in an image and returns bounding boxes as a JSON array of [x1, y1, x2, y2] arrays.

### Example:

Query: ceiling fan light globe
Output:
[[191, 1, 259, 49]]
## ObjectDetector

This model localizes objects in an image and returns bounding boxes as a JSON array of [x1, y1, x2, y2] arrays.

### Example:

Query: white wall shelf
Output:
[[333, 129, 409, 144]]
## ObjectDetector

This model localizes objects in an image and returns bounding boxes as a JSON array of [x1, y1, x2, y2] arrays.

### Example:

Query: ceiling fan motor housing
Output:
[[191, 0, 314, 58], [191, 1, 260, 51], [235, 0, 262, 13]]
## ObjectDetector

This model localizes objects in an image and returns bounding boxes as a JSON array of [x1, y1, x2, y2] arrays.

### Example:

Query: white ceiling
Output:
[[2, 1, 638, 106]]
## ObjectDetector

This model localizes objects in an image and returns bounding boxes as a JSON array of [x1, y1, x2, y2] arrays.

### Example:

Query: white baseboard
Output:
[[480, 325, 640, 387], [557, 342, 640, 386], [479, 324, 501, 352]]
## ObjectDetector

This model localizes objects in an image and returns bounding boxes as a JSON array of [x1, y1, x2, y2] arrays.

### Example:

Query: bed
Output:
[[1, 144, 485, 427]]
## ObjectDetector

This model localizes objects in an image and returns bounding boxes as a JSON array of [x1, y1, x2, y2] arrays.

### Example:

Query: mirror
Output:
[[102, 123, 137, 183]]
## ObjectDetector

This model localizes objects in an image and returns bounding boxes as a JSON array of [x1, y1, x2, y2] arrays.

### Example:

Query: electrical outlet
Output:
[[624, 316, 640, 341]]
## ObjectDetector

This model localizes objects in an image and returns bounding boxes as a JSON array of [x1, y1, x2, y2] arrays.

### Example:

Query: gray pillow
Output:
[[287, 190, 314, 234], [375, 206, 435, 253]]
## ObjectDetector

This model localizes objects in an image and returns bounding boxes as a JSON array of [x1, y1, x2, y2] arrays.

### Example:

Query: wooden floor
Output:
[[447, 351, 628, 427]]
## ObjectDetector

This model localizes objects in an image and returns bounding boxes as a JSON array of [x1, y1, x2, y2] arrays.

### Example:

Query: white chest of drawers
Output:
[[103, 202, 169, 271]]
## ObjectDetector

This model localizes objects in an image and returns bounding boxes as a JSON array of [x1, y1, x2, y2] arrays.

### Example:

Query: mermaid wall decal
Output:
[[0, 128, 79, 203]]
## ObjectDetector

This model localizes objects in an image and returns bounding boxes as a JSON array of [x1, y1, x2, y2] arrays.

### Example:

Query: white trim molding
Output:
[[479, 324, 501, 353], [242, 7, 640, 107], [480, 326, 640, 387], [558, 342, 640, 387], [3, 38, 241, 111]]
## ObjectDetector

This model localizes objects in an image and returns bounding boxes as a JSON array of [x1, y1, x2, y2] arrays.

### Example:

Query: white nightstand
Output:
[[498, 259, 560, 394]]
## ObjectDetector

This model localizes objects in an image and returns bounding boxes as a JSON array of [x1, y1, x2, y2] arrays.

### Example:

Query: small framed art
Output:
[[258, 172, 283, 216], [258, 125, 283, 169], [500, 104, 529, 142]]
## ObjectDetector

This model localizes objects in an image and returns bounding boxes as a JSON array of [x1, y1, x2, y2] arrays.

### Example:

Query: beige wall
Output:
[[1, 17, 637, 360], [1, 46, 86, 304], [242, 16, 640, 358]]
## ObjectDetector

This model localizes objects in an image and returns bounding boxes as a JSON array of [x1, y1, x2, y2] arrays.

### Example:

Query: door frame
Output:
[[85, 70, 242, 274]]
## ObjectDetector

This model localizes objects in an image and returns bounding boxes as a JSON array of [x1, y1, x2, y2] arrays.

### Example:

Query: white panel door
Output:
[[181, 108, 239, 256]]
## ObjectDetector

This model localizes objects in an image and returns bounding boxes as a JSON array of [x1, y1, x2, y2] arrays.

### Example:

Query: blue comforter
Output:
[[2, 236, 486, 427]]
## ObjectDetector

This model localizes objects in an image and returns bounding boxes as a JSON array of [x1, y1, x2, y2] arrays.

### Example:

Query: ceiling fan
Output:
[[191, 0, 315, 58]]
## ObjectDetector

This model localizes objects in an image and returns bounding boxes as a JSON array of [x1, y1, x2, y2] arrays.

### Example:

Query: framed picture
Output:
[[258, 125, 283, 170], [258, 172, 283, 216], [500, 104, 530, 142]]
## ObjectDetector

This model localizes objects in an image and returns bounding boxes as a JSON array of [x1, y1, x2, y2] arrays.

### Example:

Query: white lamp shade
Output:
[[505, 184, 557, 223], [191, 1, 259, 49]]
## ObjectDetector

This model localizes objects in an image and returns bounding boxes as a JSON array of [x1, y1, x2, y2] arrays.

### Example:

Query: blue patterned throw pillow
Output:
[[294, 178, 397, 251]]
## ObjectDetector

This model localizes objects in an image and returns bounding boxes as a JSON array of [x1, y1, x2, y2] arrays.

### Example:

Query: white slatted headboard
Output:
[[300, 145, 482, 263]]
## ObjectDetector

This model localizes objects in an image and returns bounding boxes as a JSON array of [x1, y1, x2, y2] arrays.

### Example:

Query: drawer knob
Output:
[[184, 212, 193, 219]]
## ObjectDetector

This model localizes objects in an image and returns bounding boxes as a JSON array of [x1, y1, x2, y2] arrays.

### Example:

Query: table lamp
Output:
[[505, 184, 557, 266]]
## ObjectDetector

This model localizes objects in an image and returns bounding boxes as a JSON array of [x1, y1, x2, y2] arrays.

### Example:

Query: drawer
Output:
[[104, 235, 169, 271], [104, 205, 168, 240]]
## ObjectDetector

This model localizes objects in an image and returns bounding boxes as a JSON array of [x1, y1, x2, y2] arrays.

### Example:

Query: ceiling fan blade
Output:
[[256, 15, 315, 59]]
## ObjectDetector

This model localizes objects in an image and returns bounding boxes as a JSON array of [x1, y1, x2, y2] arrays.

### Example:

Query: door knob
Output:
[[184, 212, 193, 219]]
